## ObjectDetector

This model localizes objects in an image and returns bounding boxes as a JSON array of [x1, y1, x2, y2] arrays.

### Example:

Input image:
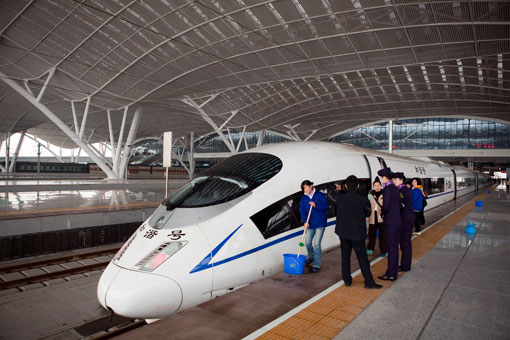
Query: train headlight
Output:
[[136, 241, 188, 272], [154, 216, 166, 229]]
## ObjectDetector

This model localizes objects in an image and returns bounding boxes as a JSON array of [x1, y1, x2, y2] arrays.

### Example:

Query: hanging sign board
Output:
[[163, 131, 172, 168]]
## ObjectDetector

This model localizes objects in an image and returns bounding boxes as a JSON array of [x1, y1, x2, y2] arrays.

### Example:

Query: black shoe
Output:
[[312, 267, 320, 273], [365, 283, 383, 289], [378, 275, 396, 281], [398, 267, 410, 272], [344, 282, 352, 287]]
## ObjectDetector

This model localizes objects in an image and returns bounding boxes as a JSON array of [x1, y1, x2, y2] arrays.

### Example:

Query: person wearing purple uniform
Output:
[[392, 172, 415, 272], [377, 168, 402, 281]]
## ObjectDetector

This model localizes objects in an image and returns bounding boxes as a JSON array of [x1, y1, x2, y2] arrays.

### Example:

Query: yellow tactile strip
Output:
[[257, 191, 489, 340]]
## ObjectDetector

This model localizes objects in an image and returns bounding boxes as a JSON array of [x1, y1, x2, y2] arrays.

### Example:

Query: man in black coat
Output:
[[377, 167, 402, 281], [335, 175, 382, 289]]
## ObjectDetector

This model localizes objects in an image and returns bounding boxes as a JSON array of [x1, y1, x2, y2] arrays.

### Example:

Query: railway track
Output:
[[0, 246, 120, 290], [83, 319, 147, 340]]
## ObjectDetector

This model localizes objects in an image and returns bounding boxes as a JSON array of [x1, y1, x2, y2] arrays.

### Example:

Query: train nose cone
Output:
[[104, 268, 183, 319]]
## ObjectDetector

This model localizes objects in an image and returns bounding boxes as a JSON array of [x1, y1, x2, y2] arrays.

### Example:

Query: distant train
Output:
[[97, 142, 491, 319], [10, 161, 197, 177], [13, 161, 89, 173]]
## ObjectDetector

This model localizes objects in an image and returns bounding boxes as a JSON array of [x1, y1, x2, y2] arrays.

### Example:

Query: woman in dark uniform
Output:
[[377, 168, 402, 281], [392, 172, 415, 272]]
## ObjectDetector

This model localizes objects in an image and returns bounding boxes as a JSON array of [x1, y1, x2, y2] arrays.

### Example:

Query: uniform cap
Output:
[[392, 172, 405, 179], [377, 167, 392, 178]]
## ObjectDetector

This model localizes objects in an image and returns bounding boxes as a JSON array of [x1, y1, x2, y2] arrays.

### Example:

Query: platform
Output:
[[108, 188, 507, 340], [0, 188, 505, 340]]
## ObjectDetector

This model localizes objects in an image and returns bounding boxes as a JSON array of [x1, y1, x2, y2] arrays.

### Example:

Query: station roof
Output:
[[1, 0, 509, 148]]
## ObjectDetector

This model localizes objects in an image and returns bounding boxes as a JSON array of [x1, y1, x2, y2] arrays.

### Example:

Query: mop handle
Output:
[[297, 204, 314, 257]]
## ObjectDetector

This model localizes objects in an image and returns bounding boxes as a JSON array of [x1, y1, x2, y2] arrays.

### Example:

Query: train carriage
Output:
[[97, 141, 490, 319]]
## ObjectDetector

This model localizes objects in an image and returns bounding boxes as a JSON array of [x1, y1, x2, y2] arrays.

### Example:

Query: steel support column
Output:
[[9, 131, 25, 172], [106, 109, 116, 171], [4, 132, 10, 172], [257, 130, 265, 147], [118, 107, 142, 179], [79, 96, 91, 140], [0, 71, 118, 179], [114, 107, 129, 175]]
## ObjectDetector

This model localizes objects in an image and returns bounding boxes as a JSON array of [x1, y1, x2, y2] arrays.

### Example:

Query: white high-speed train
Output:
[[97, 142, 490, 319]]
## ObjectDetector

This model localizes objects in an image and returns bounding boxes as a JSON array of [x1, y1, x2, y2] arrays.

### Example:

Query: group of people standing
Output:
[[297, 168, 426, 287]]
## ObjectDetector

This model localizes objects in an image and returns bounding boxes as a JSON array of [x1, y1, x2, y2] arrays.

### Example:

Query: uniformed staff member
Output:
[[377, 168, 402, 281], [392, 172, 415, 272]]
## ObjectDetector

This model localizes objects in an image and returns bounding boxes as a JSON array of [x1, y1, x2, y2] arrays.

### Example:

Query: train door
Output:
[[450, 168, 457, 199], [364, 155, 387, 181]]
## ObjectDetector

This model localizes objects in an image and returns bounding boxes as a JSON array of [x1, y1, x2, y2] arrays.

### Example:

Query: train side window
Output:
[[250, 192, 302, 239], [422, 178, 445, 195], [456, 176, 475, 189]]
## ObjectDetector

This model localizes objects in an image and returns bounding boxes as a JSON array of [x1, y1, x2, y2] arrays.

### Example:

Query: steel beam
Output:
[[183, 97, 236, 153], [36, 67, 56, 103], [71, 101, 79, 135]]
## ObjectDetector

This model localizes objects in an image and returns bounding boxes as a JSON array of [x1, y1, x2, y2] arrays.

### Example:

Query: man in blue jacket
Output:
[[300, 180, 329, 273], [377, 168, 402, 281]]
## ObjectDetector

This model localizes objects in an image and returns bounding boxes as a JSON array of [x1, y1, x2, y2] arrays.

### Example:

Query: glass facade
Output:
[[194, 131, 290, 153], [127, 132, 291, 165], [330, 118, 510, 151]]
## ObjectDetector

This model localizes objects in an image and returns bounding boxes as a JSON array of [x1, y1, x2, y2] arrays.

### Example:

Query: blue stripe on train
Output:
[[190, 220, 336, 273]]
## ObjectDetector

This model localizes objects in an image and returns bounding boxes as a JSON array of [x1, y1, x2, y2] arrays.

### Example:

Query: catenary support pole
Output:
[[189, 131, 195, 180], [388, 120, 393, 154], [37, 143, 41, 174]]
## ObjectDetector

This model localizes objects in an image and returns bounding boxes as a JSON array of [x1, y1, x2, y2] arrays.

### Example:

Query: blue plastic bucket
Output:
[[283, 253, 306, 275], [475, 201, 483, 207]]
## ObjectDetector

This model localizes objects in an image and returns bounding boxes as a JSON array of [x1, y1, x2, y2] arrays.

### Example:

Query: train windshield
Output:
[[165, 153, 282, 209]]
